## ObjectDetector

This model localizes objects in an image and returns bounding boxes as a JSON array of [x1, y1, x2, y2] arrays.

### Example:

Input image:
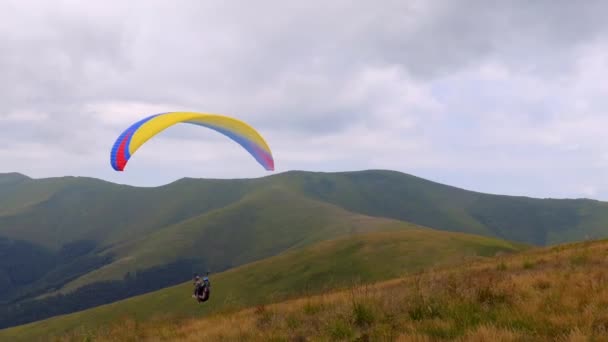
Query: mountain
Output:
[[272, 170, 608, 245], [2, 170, 606, 250], [0, 169, 607, 329], [0, 172, 29, 186], [0, 175, 252, 249], [0, 228, 524, 341]]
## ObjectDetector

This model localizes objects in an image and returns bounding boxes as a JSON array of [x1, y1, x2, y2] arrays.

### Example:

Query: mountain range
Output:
[[1, 169, 606, 330]]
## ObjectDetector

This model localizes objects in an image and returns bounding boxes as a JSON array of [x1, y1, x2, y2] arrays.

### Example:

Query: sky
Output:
[[1, 0, 607, 200]]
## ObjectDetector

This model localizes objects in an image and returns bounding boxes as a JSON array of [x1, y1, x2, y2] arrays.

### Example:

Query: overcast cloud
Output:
[[1, 0, 607, 199]]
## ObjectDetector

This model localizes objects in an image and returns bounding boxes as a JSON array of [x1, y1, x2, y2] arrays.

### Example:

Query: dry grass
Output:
[[54, 239, 608, 341]]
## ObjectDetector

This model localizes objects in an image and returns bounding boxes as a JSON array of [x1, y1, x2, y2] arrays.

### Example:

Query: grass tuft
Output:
[[522, 260, 535, 269], [496, 261, 508, 271]]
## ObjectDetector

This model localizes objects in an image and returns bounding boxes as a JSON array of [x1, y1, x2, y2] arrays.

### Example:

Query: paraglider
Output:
[[110, 113, 268, 306], [192, 273, 211, 303], [110, 112, 274, 171]]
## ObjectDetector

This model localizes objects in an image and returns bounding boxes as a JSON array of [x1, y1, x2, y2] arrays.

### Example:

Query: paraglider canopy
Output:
[[110, 112, 274, 171]]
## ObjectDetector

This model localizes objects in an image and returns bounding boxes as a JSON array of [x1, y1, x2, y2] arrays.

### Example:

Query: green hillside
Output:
[[0, 175, 252, 249], [0, 186, 413, 329], [59, 188, 406, 292], [2, 170, 607, 251], [1, 169, 607, 330], [0, 228, 525, 341], [268, 170, 608, 245], [0, 173, 29, 188]]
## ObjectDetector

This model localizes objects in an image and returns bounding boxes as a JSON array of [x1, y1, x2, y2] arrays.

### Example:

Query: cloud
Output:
[[0, 0, 607, 199]]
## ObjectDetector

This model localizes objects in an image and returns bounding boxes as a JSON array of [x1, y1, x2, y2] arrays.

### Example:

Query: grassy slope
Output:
[[0, 176, 251, 249], [0, 173, 65, 216], [2, 170, 608, 298], [0, 229, 524, 341], [58, 187, 407, 292], [58, 238, 608, 341], [269, 170, 608, 245], [3, 170, 608, 251], [270, 170, 489, 236]]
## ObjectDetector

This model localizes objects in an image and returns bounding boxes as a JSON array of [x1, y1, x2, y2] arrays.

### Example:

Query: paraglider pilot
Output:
[[193, 274, 210, 302]]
